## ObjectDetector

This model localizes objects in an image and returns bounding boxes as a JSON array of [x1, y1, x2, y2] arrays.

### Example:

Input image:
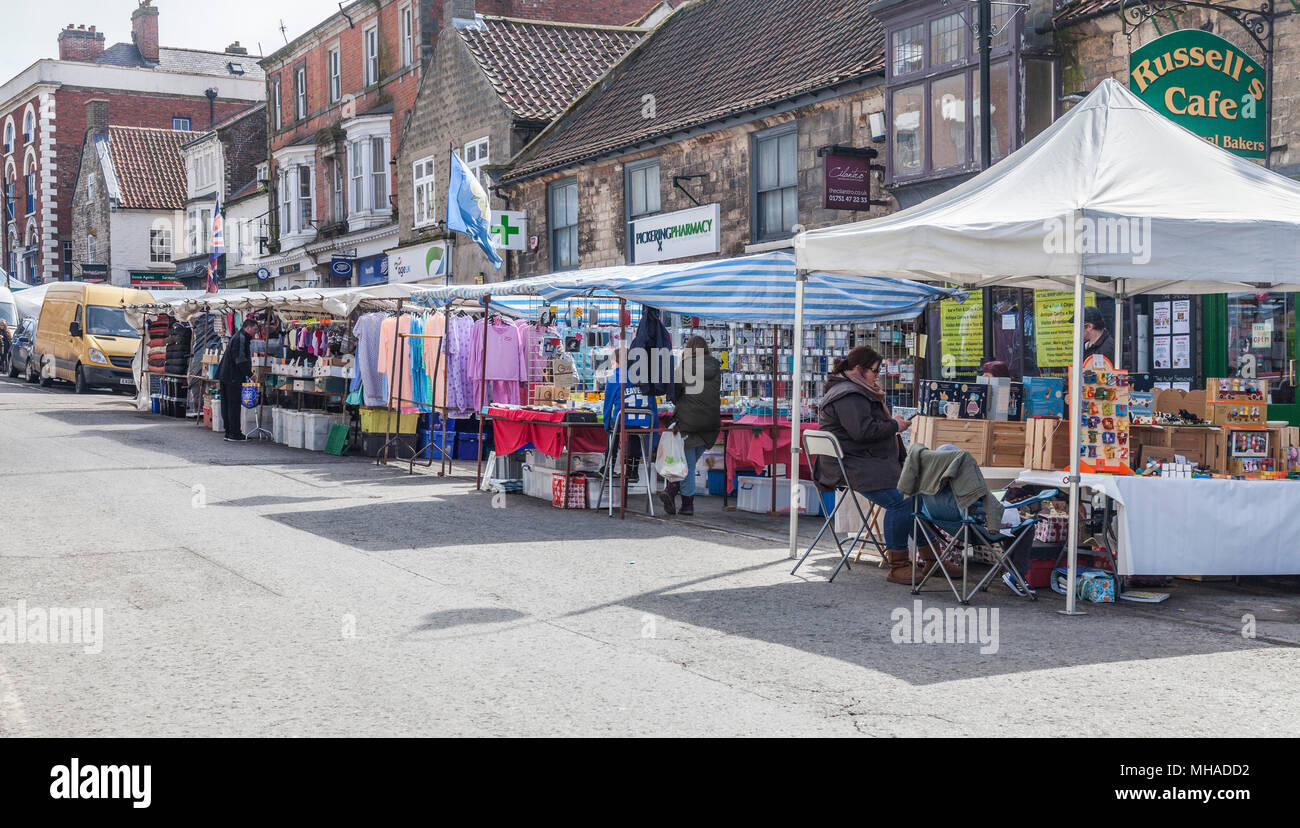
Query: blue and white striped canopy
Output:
[[407, 253, 963, 324]]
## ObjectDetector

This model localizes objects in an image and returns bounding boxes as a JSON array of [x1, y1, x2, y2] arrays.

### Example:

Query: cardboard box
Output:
[[1024, 417, 1071, 470], [989, 421, 1027, 467], [1154, 388, 1208, 421]]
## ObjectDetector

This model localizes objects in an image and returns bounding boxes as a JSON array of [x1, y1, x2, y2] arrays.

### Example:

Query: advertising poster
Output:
[[1172, 299, 1190, 334], [1172, 334, 1191, 369], [939, 292, 984, 368], [1153, 301, 1172, 335], [1153, 336, 1171, 369], [1034, 290, 1097, 367]]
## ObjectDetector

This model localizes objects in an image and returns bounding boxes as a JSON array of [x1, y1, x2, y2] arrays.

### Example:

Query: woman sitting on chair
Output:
[[814, 346, 960, 583]]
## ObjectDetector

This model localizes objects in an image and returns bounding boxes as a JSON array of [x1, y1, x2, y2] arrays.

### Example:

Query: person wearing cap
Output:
[[1081, 305, 1115, 363]]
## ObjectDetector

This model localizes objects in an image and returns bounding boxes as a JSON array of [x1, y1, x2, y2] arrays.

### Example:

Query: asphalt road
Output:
[[2, 377, 1298, 737]]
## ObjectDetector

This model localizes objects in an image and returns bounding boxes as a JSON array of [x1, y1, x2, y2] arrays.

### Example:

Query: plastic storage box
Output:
[[735, 476, 822, 515]]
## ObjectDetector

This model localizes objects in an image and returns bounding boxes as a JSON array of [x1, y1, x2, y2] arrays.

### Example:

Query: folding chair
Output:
[[911, 483, 1058, 604], [596, 407, 656, 516], [790, 430, 884, 582]]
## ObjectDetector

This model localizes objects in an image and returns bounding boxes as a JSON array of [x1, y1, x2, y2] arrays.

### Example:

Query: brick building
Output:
[[69, 115, 197, 288], [0, 1, 264, 284], [173, 104, 268, 290], [498, 0, 894, 277], [391, 10, 649, 284], [258, 0, 665, 290]]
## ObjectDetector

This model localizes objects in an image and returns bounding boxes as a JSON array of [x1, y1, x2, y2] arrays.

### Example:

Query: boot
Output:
[[885, 549, 913, 585], [916, 539, 963, 578], [659, 480, 679, 515], [678, 495, 695, 516]]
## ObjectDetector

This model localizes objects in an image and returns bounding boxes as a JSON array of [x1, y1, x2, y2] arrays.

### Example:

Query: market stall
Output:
[[797, 79, 1300, 604]]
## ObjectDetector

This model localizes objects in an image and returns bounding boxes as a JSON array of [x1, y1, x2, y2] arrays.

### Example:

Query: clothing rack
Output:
[[375, 298, 452, 472]]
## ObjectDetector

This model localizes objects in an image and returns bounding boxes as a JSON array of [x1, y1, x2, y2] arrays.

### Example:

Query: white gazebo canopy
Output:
[[791, 78, 1300, 613]]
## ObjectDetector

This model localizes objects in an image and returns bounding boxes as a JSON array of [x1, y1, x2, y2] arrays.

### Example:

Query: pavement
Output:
[[2, 376, 1299, 737]]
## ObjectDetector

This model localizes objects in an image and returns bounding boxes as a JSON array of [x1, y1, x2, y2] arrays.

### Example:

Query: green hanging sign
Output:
[[1129, 29, 1266, 158]]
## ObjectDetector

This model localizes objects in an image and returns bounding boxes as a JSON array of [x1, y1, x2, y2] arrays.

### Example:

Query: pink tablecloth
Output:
[[724, 416, 817, 491], [488, 406, 607, 457]]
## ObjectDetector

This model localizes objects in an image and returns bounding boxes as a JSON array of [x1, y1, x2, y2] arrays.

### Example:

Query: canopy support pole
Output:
[[788, 271, 807, 559], [475, 295, 491, 490], [1114, 281, 1124, 369], [1061, 269, 1087, 616]]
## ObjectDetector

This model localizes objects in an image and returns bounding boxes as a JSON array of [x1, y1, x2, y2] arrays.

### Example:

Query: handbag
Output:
[[654, 430, 690, 482]]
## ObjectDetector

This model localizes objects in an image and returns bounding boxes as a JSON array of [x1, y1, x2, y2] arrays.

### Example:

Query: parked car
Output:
[[3, 316, 38, 382]]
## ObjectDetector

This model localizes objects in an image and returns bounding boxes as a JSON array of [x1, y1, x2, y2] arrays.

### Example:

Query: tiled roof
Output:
[[86, 44, 265, 80], [506, 0, 884, 180], [104, 125, 199, 210], [1049, 0, 1122, 27], [460, 16, 646, 122]]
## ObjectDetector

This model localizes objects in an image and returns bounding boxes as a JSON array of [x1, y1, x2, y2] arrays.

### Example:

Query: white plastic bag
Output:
[[654, 430, 689, 482]]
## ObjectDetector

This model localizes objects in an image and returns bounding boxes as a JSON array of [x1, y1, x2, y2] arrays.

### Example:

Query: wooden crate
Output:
[[1023, 417, 1071, 470], [1165, 426, 1217, 467], [911, 416, 992, 465], [989, 421, 1027, 467], [1270, 426, 1298, 469]]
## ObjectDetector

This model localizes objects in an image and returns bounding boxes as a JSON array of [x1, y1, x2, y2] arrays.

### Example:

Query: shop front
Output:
[[129, 271, 186, 291]]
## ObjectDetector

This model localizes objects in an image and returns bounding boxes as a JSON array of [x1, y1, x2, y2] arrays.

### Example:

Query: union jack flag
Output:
[[206, 194, 224, 293]]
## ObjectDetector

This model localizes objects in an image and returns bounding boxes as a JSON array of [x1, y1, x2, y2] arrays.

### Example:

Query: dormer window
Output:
[[228, 62, 244, 75]]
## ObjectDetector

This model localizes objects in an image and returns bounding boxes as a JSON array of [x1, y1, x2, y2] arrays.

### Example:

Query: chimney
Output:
[[225, 41, 248, 55], [58, 23, 106, 62], [86, 100, 109, 134], [446, 0, 477, 27], [131, 0, 159, 63]]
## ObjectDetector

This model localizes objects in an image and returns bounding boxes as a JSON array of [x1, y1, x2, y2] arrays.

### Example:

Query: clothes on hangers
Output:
[[467, 316, 527, 407], [444, 313, 475, 416], [377, 313, 417, 414]]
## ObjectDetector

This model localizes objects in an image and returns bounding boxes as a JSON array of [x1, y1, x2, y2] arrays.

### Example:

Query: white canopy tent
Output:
[[794, 78, 1300, 612]]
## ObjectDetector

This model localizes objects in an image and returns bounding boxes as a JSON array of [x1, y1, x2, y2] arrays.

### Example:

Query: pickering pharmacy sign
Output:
[[630, 203, 720, 264], [1129, 29, 1266, 158]]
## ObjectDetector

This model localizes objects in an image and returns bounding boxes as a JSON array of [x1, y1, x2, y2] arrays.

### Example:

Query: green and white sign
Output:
[[388, 241, 449, 284], [1129, 29, 1266, 158], [630, 203, 720, 264], [490, 211, 527, 251]]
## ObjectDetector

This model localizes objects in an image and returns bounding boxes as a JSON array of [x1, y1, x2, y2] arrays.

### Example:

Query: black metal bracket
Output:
[[672, 174, 707, 206], [1120, 0, 1275, 52]]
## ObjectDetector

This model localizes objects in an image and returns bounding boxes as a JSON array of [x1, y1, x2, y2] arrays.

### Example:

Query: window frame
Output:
[[172, 117, 191, 131], [149, 227, 172, 263], [751, 122, 799, 244], [332, 158, 345, 223], [23, 111, 34, 144], [624, 158, 661, 264], [464, 137, 490, 191], [25, 171, 35, 215], [400, 4, 414, 67], [328, 47, 341, 103], [298, 165, 314, 231], [62, 238, 72, 277], [364, 25, 380, 87], [411, 156, 437, 228], [271, 77, 282, 131], [294, 64, 307, 121], [547, 177, 579, 272]]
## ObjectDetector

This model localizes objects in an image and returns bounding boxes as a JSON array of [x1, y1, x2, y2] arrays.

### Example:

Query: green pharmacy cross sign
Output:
[[1129, 29, 1266, 158]]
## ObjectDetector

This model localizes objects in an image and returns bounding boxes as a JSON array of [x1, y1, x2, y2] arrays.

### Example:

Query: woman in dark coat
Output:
[[662, 335, 722, 516], [815, 346, 957, 583]]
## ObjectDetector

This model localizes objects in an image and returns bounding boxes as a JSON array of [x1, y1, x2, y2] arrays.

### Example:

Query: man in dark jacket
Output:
[[1082, 305, 1115, 364], [662, 337, 722, 516], [217, 318, 258, 442]]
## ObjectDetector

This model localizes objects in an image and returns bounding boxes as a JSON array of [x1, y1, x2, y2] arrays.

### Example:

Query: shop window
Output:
[[973, 61, 1011, 162], [930, 73, 966, 171], [548, 178, 578, 272], [753, 124, 798, 242], [412, 157, 436, 227], [1227, 292, 1296, 405], [892, 84, 924, 177]]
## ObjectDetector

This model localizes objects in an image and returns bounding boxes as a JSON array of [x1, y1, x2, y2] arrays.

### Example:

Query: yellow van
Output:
[[33, 283, 154, 392]]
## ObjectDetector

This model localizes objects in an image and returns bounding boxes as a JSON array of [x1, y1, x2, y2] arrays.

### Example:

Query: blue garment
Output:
[[858, 487, 916, 549], [603, 368, 656, 431], [628, 306, 675, 400], [680, 444, 706, 497]]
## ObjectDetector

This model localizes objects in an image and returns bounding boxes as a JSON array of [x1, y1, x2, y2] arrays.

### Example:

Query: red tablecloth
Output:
[[488, 407, 607, 457], [724, 416, 817, 491]]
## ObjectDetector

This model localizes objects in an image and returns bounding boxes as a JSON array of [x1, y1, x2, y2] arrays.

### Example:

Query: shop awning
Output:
[[409, 253, 962, 324]]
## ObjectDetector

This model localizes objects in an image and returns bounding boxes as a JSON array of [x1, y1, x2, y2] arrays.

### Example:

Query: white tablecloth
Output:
[[1015, 470, 1300, 575]]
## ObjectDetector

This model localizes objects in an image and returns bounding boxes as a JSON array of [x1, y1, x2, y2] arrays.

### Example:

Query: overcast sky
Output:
[[2, 0, 343, 79]]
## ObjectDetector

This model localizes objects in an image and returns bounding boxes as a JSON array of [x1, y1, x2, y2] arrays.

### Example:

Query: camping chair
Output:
[[790, 430, 884, 582], [596, 407, 657, 516], [911, 482, 1058, 604]]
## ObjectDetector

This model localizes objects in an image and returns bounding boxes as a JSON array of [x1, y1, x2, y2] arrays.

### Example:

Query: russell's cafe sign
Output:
[[1129, 29, 1266, 158]]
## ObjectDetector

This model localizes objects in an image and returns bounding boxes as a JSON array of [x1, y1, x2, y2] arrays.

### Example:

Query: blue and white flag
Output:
[[447, 150, 502, 270]]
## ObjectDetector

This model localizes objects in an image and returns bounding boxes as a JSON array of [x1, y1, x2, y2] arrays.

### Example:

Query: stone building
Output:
[[391, 10, 650, 284], [0, 1, 263, 284], [498, 0, 895, 276], [69, 111, 197, 288]]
